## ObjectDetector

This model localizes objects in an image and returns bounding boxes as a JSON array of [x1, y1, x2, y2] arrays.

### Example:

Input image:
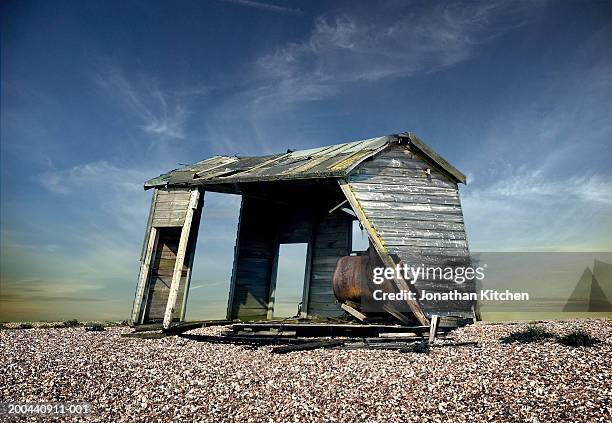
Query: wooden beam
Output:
[[226, 196, 244, 320], [341, 302, 367, 322], [232, 322, 430, 337], [139, 189, 158, 262], [271, 340, 344, 354], [131, 189, 159, 325], [338, 179, 429, 326], [163, 188, 201, 329], [328, 199, 348, 214], [130, 226, 158, 325], [428, 314, 439, 345], [266, 240, 280, 320], [179, 191, 205, 321], [300, 227, 316, 318]]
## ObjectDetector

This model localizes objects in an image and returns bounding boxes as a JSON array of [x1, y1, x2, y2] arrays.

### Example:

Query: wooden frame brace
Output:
[[338, 179, 429, 326]]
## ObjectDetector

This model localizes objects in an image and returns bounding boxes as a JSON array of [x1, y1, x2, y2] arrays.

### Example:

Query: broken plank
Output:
[[341, 302, 367, 322], [271, 340, 345, 354], [121, 332, 167, 340], [178, 334, 312, 346], [164, 319, 236, 334], [428, 314, 440, 345]]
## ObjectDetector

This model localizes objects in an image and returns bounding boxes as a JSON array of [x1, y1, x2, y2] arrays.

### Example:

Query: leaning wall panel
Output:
[[348, 144, 473, 318]]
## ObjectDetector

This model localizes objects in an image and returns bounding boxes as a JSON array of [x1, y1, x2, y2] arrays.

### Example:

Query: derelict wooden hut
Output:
[[130, 132, 473, 329]]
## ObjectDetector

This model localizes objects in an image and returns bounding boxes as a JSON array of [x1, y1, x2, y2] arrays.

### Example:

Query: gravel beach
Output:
[[1, 320, 611, 422]]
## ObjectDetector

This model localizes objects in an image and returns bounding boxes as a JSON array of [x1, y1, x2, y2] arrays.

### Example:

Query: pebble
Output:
[[0, 320, 610, 422]]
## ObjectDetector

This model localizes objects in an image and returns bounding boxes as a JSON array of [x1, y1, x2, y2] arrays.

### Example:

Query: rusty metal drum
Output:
[[332, 255, 371, 303]]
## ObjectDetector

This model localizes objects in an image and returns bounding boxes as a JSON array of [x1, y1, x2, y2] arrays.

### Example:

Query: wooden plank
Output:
[[266, 240, 280, 319], [121, 332, 167, 339], [152, 218, 188, 228], [130, 226, 158, 325], [226, 196, 244, 320], [341, 303, 367, 322], [346, 182, 459, 195], [139, 189, 158, 261], [300, 231, 315, 318], [230, 196, 278, 320], [328, 199, 348, 214], [233, 322, 431, 337], [153, 201, 190, 211], [376, 228, 467, 240], [180, 191, 204, 321], [163, 189, 201, 329], [348, 174, 457, 188], [366, 210, 465, 222], [383, 238, 468, 248], [338, 179, 429, 326], [164, 319, 236, 334], [355, 200, 462, 214], [372, 220, 466, 232], [271, 340, 345, 354], [306, 212, 348, 317], [353, 192, 461, 206], [428, 314, 439, 345], [133, 323, 164, 332]]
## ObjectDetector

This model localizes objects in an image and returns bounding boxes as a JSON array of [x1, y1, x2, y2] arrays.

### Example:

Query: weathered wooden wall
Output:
[[151, 188, 192, 227], [135, 187, 201, 324], [307, 213, 350, 317], [347, 144, 473, 318], [142, 227, 188, 321], [228, 189, 349, 320], [228, 196, 277, 320]]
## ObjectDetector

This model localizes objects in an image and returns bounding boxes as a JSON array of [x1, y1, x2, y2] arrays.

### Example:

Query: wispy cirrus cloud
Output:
[[463, 171, 612, 252], [202, 1, 546, 154], [253, 0, 544, 107], [222, 0, 303, 16], [38, 160, 146, 195], [95, 67, 194, 140], [461, 25, 612, 252]]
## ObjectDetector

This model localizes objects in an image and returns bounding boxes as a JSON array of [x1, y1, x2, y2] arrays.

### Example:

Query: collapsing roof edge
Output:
[[144, 132, 466, 190]]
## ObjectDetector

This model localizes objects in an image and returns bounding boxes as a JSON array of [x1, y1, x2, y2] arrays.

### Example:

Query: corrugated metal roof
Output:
[[144, 133, 466, 189], [144, 136, 392, 189]]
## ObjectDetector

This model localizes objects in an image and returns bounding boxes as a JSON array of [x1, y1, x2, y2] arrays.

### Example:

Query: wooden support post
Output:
[[226, 197, 244, 320], [179, 246, 195, 322], [131, 227, 158, 325], [163, 188, 201, 330], [428, 314, 439, 345], [266, 241, 280, 320], [179, 191, 204, 322], [300, 229, 315, 318], [338, 179, 429, 326], [130, 189, 161, 326]]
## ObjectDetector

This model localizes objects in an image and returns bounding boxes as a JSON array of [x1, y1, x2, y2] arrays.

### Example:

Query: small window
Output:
[[351, 220, 369, 253]]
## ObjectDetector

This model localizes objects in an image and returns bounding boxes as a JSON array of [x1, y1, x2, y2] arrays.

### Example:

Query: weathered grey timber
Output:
[[130, 132, 474, 328]]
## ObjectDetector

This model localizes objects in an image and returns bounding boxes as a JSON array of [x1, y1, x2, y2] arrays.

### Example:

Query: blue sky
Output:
[[1, 0, 611, 321]]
